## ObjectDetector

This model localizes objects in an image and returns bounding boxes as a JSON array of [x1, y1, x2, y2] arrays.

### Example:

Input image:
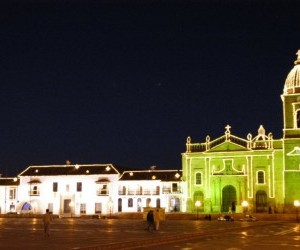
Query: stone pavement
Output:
[[0, 217, 278, 250]]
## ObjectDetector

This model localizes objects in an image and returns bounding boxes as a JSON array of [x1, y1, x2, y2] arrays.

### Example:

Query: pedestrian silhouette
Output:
[[43, 209, 53, 237]]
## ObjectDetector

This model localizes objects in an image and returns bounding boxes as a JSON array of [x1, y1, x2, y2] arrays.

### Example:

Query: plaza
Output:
[[1, 215, 300, 250]]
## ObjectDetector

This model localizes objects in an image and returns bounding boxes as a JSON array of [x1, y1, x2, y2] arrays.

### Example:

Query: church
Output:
[[182, 50, 300, 214]]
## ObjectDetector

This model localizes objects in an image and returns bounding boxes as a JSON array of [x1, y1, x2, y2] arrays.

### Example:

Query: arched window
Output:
[[156, 198, 161, 208], [257, 171, 265, 184], [128, 198, 133, 207], [195, 172, 202, 185]]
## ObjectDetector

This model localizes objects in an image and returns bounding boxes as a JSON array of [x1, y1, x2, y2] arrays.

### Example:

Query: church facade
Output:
[[182, 50, 300, 214]]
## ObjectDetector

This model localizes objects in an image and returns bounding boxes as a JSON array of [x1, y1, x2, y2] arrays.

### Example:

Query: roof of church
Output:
[[0, 178, 19, 186], [18, 164, 120, 176], [119, 169, 182, 181], [284, 50, 300, 94]]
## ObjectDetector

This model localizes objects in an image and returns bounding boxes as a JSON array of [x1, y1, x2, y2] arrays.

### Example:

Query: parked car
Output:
[[217, 215, 234, 221], [240, 214, 257, 221]]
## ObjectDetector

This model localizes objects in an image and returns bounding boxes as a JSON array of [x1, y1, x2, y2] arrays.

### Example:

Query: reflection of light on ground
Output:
[[293, 236, 300, 241], [32, 218, 38, 224], [293, 225, 300, 232], [241, 231, 248, 236]]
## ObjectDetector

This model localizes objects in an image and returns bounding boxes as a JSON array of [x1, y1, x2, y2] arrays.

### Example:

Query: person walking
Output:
[[43, 209, 53, 237], [146, 210, 155, 231]]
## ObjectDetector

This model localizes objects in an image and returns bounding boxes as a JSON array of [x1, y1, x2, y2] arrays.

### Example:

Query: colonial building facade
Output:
[[0, 164, 183, 216], [182, 50, 300, 214]]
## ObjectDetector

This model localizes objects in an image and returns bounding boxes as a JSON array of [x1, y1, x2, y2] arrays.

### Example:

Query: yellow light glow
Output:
[[106, 166, 111, 171], [195, 200, 201, 207], [75, 164, 79, 169], [242, 201, 248, 207], [294, 200, 300, 207]]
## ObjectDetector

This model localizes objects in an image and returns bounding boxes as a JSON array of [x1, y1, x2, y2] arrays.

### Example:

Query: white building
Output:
[[0, 177, 19, 214], [0, 164, 184, 216], [17, 164, 119, 217], [118, 169, 183, 213]]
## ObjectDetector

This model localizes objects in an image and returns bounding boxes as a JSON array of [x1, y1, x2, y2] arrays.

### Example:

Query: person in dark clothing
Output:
[[146, 210, 155, 231]]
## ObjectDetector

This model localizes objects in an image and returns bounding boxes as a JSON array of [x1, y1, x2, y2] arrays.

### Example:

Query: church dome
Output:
[[284, 50, 300, 94]]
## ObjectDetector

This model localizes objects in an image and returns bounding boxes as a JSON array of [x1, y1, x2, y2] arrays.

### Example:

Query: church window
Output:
[[195, 173, 202, 185], [257, 171, 265, 184]]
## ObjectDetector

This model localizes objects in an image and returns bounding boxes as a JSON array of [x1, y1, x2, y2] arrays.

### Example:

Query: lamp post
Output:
[[294, 200, 300, 221], [242, 201, 248, 216], [195, 201, 201, 220]]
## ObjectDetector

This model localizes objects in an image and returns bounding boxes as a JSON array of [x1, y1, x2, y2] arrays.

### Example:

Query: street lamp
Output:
[[195, 200, 201, 220], [242, 201, 248, 216], [294, 200, 300, 221]]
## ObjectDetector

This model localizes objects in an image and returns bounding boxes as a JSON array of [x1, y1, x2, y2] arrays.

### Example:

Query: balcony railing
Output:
[[96, 190, 109, 196], [29, 190, 40, 196]]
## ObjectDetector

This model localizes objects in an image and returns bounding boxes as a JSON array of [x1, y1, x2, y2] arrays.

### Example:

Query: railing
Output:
[[96, 190, 109, 196], [187, 134, 271, 153], [29, 190, 40, 196]]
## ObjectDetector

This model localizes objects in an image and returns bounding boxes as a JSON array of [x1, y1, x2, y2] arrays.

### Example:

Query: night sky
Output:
[[0, 0, 299, 176]]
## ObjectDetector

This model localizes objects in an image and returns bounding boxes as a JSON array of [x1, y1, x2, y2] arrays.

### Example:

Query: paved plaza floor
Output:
[[0, 217, 296, 250]]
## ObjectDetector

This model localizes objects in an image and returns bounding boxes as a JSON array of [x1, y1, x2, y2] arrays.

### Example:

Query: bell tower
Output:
[[282, 50, 300, 138], [282, 50, 300, 207]]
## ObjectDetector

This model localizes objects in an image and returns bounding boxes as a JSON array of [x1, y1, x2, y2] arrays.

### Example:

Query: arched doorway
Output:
[[256, 190, 267, 213], [170, 197, 180, 212], [222, 185, 236, 212], [118, 198, 122, 212], [137, 198, 142, 212]]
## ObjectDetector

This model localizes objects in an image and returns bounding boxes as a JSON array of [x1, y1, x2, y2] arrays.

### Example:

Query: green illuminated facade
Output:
[[182, 50, 300, 214]]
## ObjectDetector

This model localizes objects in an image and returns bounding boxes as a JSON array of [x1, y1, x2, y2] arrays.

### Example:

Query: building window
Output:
[[95, 203, 102, 214], [162, 184, 171, 193], [53, 182, 58, 192], [29, 185, 40, 196], [9, 188, 16, 199], [80, 203, 86, 214], [172, 183, 178, 192], [77, 182, 82, 192], [195, 173, 202, 185], [156, 198, 161, 208], [97, 184, 109, 195], [257, 171, 265, 184], [155, 186, 160, 195], [128, 198, 133, 207]]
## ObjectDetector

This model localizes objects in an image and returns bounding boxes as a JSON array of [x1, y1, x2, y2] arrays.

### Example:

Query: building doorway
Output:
[[222, 185, 236, 212], [256, 190, 267, 212], [63, 199, 71, 213]]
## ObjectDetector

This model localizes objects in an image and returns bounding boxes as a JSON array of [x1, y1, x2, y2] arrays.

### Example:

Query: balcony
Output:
[[97, 189, 109, 196], [29, 190, 40, 196]]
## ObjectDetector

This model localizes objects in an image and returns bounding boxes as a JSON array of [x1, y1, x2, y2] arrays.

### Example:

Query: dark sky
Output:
[[0, 0, 299, 176]]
